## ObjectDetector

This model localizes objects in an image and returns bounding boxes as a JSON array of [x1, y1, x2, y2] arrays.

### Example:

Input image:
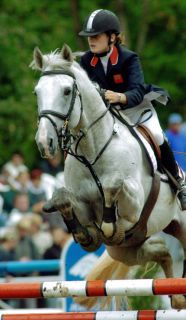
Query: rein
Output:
[[37, 69, 116, 206]]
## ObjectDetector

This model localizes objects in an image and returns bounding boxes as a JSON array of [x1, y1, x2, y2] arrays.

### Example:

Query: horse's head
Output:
[[32, 45, 82, 158]]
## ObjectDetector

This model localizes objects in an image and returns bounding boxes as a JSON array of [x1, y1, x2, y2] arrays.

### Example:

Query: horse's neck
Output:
[[72, 83, 113, 160]]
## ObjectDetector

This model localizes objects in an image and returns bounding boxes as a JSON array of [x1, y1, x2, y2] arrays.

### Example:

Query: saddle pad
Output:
[[134, 128, 168, 182], [134, 128, 157, 173]]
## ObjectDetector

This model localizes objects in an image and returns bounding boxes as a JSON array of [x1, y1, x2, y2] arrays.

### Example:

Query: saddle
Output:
[[137, 124, 161, 162], [137, 125, 179, 188]]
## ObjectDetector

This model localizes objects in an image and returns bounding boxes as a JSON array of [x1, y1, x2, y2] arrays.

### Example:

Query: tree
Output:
[[0, 0, 185, 167]]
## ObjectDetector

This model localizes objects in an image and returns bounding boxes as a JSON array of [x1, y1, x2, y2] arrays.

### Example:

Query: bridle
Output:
[[37, 69, 116, 206], [38, 69, 82, 149]]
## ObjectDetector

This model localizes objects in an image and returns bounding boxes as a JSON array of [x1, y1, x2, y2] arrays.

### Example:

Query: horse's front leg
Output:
[[43, 187, 102, 252], [101, 176, 143, 245]]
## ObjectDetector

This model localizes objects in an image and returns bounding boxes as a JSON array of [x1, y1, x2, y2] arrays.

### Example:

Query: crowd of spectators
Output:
[[0, 150, 70, 269], [165, 113, 186, 171]]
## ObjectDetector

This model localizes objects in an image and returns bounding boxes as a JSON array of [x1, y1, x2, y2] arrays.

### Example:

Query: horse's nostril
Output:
[[48, 138, 55, 155], [49, 138, 53, 148]]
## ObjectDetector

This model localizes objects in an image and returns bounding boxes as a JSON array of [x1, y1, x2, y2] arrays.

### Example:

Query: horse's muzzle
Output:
[[35, 130, 58, 158]]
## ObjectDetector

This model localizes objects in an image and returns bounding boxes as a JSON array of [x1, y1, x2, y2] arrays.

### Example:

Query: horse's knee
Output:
[[47, 187, 73, 219], [154, 131, 164, 145]]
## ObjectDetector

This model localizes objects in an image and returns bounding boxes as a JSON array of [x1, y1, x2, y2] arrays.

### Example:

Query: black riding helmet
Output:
[[79, 9, 120, 37]]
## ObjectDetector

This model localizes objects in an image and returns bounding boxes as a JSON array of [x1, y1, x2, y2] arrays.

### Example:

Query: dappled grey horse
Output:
[[32, 44, 186, 308]]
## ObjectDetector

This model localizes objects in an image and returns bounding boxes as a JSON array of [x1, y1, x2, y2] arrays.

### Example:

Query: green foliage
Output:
[[0, 0, 185, 167], [128, 263, 163, 310]]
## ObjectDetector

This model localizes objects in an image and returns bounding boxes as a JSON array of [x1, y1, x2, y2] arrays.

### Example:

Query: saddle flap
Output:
[[137, 124, 161, 161]]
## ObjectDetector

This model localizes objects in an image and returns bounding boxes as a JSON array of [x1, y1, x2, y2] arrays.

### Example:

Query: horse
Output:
[[31, 44, 186, 308]]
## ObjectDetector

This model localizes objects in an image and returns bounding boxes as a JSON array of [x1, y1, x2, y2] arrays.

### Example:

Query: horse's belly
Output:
[[146, 181, 178, 236]]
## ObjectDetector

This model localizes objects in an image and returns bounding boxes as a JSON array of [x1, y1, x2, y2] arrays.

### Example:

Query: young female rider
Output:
[[79, 9, 186, 210]]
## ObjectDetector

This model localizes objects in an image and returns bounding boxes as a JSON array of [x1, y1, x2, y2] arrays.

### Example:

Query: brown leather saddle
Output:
[[137, 124, 161, 162]]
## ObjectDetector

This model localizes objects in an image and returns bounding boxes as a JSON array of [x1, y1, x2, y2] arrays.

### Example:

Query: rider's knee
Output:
[[154, 131, 164, 146]]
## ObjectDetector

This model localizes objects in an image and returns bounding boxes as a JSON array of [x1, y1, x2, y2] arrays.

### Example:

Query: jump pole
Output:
[[0, 260, 59, 276], [1, 310, 186, 320], [0, 278, 186, 299]]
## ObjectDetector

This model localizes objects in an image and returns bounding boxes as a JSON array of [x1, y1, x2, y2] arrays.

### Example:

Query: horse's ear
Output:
[[61, 44, 73, 62], [33, 47, 43, 69]]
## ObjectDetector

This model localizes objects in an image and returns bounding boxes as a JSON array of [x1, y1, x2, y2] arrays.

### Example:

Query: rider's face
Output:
[[88, 33, 110, 54]]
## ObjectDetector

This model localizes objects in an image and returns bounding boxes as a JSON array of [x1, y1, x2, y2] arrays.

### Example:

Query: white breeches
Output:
[[122, 103, 165, 145]]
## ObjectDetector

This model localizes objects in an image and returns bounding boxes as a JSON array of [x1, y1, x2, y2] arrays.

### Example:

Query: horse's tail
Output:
[[74, 251, 130, 310]]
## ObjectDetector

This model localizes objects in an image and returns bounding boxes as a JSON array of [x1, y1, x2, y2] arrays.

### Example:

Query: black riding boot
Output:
[[160, 140, 186, 211]]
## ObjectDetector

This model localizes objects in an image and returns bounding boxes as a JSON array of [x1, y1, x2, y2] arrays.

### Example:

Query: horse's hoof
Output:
[[78, 227, 102, 252], [101, 219, 125, 246], [100, 221, 114, 238], [43, 200, 57, 213]]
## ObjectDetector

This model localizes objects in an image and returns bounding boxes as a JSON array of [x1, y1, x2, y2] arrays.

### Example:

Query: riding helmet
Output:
[[79, 9, 120, 36]]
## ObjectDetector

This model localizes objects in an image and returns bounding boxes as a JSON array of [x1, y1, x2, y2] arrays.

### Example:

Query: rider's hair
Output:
[[106, 31, 126, 46], [115, 33, 126, 46]]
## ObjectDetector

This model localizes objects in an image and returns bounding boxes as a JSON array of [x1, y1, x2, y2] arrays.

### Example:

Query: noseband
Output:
[[38, 69, 81, 148]]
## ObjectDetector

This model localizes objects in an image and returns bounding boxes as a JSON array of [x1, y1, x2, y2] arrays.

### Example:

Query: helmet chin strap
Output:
[[95, 47, 111, 57]]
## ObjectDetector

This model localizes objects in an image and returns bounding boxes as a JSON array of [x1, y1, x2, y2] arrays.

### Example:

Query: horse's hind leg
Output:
[[107, 234, 185, 308], [164, 214, 186, 308], [135, 235, 186, 308]]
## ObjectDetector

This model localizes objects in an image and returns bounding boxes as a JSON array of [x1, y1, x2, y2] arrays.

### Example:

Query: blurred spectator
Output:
[[29, 214, 52, 256], [12, 217, 40, 309], [0, 155, 30, 215], [7, 192, 31, 227], [13, 170, 30, 192], [165, 113, 186, 171], [14, 217, 40, 261], [28, 169, 47, 207], [0, 228, 18, 261], [43, 226, 71, 261], [2, 151, 28, 183], [39, 152, 64, 176], [28, 169, 47, 214], [0, 187, 15, 215], [181, 122, 186, 138]]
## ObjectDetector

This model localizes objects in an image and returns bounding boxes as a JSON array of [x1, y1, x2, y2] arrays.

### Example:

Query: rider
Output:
[[78, 9, 186, 210]]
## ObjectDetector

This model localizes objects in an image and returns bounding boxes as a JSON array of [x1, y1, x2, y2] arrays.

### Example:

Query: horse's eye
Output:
[[64, 88, 71, 96]]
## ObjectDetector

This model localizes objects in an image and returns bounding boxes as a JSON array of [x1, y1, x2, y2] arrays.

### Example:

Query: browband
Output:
[[41, 69, 75, 79]]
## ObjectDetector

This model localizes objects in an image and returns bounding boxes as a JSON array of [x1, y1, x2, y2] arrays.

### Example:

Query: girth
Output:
[[123, 172, 161, 247]]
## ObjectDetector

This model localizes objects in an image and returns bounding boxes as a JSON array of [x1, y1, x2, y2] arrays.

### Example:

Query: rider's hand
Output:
[[105, 90, 127, 104]]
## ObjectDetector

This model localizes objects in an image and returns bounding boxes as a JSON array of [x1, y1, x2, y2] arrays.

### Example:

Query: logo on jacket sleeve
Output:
[[113, 74, 124, 84]]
